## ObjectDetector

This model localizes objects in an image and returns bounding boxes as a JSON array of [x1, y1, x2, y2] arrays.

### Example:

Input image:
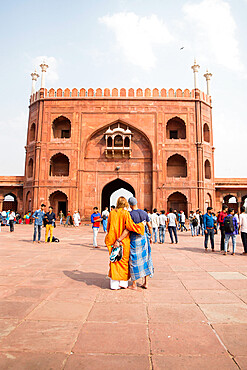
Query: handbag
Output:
[[109, 244, 123, 262]]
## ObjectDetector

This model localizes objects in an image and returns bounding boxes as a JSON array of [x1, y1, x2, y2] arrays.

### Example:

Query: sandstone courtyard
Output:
[[0, 224, 247, 369]]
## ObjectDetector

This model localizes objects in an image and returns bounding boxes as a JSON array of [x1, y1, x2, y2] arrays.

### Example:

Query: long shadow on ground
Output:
[[63, 270, 108, 288]]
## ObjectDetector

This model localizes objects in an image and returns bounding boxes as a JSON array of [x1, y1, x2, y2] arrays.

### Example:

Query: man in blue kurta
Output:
[[203, 206, 215, 251]]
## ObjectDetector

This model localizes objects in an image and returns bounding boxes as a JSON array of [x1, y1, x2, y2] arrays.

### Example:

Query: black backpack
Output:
[[224, 216, 234, 233], [47, 236, 60, 242], [192, 217, 198, 227]]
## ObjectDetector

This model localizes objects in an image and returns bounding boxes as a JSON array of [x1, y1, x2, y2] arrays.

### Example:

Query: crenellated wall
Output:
[[30, 87, 211, 105]]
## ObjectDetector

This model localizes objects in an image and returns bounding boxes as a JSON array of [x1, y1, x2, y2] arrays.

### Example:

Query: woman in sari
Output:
[[105, 196, 145, 290]]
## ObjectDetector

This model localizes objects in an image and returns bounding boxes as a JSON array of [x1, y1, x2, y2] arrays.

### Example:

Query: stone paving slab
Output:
[[0, 224, 247, 368]]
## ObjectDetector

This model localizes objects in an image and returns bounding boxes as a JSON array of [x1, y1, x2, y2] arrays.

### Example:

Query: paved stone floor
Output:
[[0, 224, 247, 369]]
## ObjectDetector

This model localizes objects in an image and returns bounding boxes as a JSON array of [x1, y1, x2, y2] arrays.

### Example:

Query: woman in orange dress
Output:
[[105, 196, 145, 290]]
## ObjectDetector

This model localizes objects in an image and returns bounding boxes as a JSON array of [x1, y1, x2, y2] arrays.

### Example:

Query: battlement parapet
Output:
[[30, 87, 211, 105]]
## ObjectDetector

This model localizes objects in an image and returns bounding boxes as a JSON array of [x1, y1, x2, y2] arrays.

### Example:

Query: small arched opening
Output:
[[49, 191, 68, 217], [205, 193, 212, 211], [223, 194, 238, 213], [167, 192, 187, 217], [114, 135, 123, 147], [52, 116, 71, 139], [27, 158, 34, 178], [203, 123, 210, 143], [30, 123, 36, 142], [25, 191, 32, 213], [3, 193, 18, 212], [166, 117, 186, 139], [167, 154, 187, 177], [205, 160, 211, 179], [49, 153, 70, 177]]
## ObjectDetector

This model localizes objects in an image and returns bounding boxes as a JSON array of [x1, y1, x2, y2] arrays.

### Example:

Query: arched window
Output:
[[205, 159, 211, 179], [167, 154, 187, 177], [52, 116, 71, 139], [49, 153, 69, 176], [166, 117, 186, 139], [124, 137, 130, 147], [27, 158, 34, 178], [114, 135, 123, 147], [203, 123, 210, 143], [30, 123, 36, 142], [107, 137, 112, 147]]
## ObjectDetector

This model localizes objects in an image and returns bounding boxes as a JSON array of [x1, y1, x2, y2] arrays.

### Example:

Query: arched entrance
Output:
[[3, 193, 18, 212], [223, 194, 238, 213], [101, 179, 135, 211], [167, 192, 187, 217], [49, 191, 68, 217]]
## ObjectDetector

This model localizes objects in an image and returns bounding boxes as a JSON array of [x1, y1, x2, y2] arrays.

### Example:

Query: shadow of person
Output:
[[63, 270, 108, 288]]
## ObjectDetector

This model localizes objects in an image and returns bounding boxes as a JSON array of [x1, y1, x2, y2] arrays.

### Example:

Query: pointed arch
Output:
[[52, 116, 71, 139], [167, 154, 187, 177]]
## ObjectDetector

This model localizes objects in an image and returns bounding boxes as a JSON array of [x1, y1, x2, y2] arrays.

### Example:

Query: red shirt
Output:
[[217, 211, 227, 226]]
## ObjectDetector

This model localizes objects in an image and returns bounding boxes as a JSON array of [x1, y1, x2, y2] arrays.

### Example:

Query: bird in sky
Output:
[[180, 46, 184, 50]]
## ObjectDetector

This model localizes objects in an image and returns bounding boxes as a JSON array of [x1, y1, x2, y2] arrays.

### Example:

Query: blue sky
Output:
[[0, 0, 246, 177]]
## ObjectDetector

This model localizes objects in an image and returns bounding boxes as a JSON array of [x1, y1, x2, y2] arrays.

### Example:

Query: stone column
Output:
[[204, 70, 212, 96], [191, 59, 200, 89], [31, 70, 39, 94], [0, 195, 4, 212], [40, 61, 49, 89]]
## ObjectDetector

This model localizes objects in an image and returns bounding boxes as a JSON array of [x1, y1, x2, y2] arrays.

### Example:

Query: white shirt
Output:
[[159, 214, 167, 226], [195, 213, 200, 226], [151, 213, 159, 228], [240, 213, 247, 233], [102, 210, 109, 218], [167, 213, 176, 227], [181, 213, 185, 223], [9, 212, 15, 221]]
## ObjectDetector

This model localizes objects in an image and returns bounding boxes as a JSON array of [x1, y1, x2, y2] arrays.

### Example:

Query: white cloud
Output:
[[183, 0, 244, 73], [32, 56, 59, 83], [99, 12, 173, 70]]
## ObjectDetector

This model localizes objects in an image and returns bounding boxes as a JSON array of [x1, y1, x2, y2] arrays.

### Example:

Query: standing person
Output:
[[64, 211, 73, 227], [101, 207, 109, 233], [1, 210, 7, 226], [166, 208, 178, 244], [217, 205, 228, 251], [25, 213, 30, 224], [203, 207, 215, 252], [32, 204, 46, 243], [223, 208, 238, 256], [91, 207, 101, 248], [59, 210, 64, 225], [73, 210, 80, 227], [189, 211, 197, 237], [195, 210, 200, 236], [105, 196, 145, 290], [126, 197, 153, 290], [150, 208, 159, 244], [180, 211, 187, 232], [44, 206, 56, 243], [9, 210, 15, 232], [239, 206, 247, 255], [199, 211, 204, 236], [158, 210, 167, 243]]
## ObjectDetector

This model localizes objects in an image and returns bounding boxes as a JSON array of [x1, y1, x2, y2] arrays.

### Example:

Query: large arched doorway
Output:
[[3, 193, 18, 212], [101, 179, 135, 211], [49, 191, 68, 217], [167, 192, 187, 217]]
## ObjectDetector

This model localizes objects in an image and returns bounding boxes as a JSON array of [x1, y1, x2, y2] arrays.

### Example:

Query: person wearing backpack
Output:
[[203, 207, 215, 251], [217, 204, 228, 251], [239, 206, 247, 255], [223, 208, 239, 255]]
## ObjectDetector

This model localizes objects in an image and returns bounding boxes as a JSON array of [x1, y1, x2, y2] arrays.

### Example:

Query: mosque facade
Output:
[[0, 64, 247, 218]]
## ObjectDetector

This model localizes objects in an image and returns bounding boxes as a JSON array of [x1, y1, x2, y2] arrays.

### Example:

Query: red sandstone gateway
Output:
[[0, 87, 246, 218]]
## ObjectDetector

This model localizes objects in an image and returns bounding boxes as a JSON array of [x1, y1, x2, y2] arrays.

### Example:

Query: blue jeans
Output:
[[180, 222, 187, 231], [102, 218, 108, 232], [153, 227, 158, 243], [204, 228, 214, 249], [159, 225, 166, 243], [33, 224, 42, 241], [168, 226, 178, 243], [224, 234, 236, 253]]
